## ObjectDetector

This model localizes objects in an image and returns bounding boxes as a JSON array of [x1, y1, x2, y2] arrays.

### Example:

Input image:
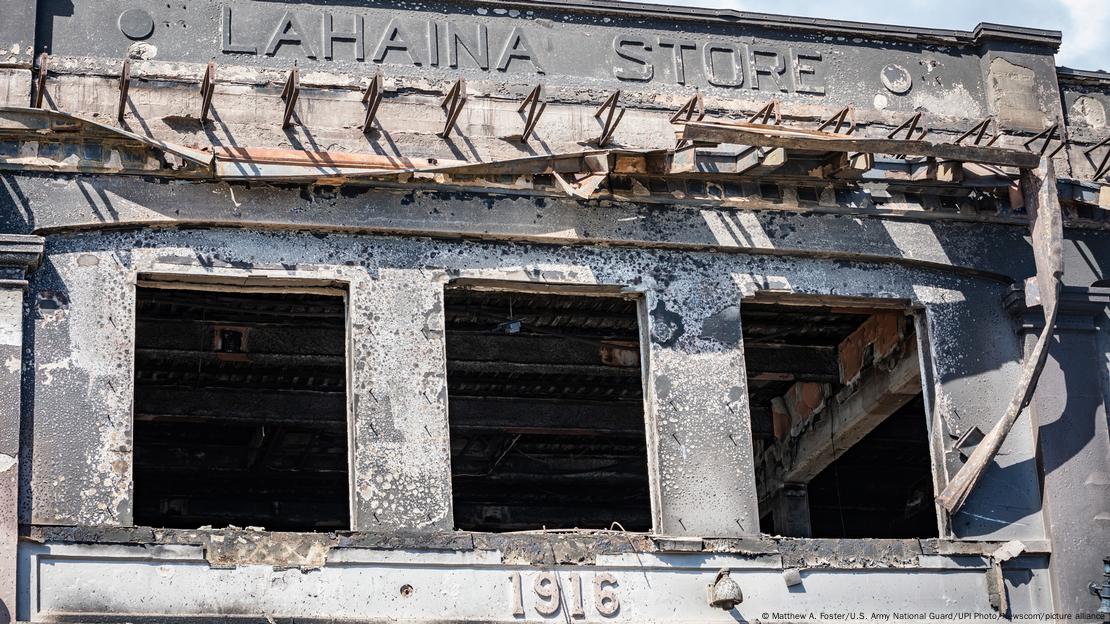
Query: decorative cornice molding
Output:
[[0, 234, 44, 283], [1006, 285, 1110, 333]]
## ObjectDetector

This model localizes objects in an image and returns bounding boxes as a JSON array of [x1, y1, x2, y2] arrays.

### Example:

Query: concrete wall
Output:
[[12, 223, 1050, 545]]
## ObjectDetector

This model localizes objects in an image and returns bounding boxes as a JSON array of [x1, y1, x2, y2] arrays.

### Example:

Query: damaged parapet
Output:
[[1, 0, 1109, 622]]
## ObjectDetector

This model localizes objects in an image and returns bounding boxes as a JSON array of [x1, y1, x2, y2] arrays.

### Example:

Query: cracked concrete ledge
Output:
[[21, 525, 1051, 570]]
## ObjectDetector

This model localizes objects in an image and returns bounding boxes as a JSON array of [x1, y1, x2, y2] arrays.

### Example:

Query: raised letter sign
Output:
[[613, 36, 654, 81], [265, 12, 318, 59]]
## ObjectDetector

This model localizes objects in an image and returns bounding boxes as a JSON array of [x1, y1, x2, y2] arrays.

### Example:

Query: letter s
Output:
[[613, 36, 653, 81]]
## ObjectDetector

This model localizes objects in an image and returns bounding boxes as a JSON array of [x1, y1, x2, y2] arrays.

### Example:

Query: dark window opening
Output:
[[796, 186, 820, 203], [444, 286, 651, 532], [808, 396, 937, 538], [133, 286, 349, 531], [743, 299, 936, 539]]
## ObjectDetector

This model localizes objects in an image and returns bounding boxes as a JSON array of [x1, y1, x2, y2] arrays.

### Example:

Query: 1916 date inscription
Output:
[[509, 571, 620, 618]]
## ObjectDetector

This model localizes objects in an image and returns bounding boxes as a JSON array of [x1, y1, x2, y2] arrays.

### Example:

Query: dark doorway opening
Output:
[[444, 285, 651, 532], [132, 285, 349, 531]]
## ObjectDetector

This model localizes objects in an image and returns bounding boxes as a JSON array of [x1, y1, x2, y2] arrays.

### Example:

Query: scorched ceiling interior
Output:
[[132, 286, 349, 532], [444, 286, 651, 532]]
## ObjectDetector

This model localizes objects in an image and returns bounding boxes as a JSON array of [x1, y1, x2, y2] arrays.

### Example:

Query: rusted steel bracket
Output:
[[199, 61, 216, 123], [671, 92, 705, 149], [748, 99, 782, 125], [887, 112, 927, 141], [280, 67, 300, 129], [936, 157, 1064, 514], [1023, 120, 1067, 158], [680, 120, 1042, 168], [33, 53, 48, 109], [117, 59, 132, 122], [954, 117, 1000, 147], [670, 92, 705, 125], [1084, 135, 1110, 181], [362, 72, 384, 133], [594, 91, 625, 147], [817, 106, 855, 135], [439, 78, 467, 138], [517, 84, 547, 144]]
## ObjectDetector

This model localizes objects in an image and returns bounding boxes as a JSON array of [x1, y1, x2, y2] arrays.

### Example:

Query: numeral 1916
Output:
[[509, 571, 620, 618]]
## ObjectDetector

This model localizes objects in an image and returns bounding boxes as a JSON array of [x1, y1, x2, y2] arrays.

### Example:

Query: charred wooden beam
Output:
[[449, 397, 644, 437], [744, 343, 839, 381], [134, 387, 346, 425], [447, 359, 640, 378], [447, 332, 637, 367], [779, 339, 921, 487], [670, 145, 788, 176]]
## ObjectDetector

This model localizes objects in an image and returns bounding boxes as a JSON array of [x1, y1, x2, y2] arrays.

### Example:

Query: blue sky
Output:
[[636, 0, 1110, 71]]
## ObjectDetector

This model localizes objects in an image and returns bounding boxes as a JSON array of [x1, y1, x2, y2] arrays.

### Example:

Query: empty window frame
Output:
[[444, 285, 652, 532], [132, 285, 349, 531], [745, 299, 937, 539]]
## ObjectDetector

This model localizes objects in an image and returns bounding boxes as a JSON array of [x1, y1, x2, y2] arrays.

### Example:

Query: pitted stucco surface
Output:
[[19, 227, 1048, 540], [0, 287, 23, 623], [22, 247, 135, 526]]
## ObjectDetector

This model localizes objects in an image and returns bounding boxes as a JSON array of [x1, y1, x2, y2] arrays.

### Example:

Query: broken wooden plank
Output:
[[670, 145, 787, 176], [936, 158, 1064, 514], [818, 152, 873, 179], [680, 120, 1041, 168]]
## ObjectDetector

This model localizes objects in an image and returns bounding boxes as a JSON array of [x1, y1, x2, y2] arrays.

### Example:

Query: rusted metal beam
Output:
[[679, 120, 1042, 168], [887, 112, 926, 141], [0, 105, 212, 167]]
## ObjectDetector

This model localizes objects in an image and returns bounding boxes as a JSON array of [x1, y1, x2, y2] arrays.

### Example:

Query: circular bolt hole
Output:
[[400, 584, 414, 597]]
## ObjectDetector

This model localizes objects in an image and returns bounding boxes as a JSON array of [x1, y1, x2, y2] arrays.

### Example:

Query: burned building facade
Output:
[[0, 0, 1109, 620]]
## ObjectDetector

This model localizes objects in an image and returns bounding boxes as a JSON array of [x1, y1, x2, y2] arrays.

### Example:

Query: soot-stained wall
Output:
[[17, 226, 1047, 540]]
